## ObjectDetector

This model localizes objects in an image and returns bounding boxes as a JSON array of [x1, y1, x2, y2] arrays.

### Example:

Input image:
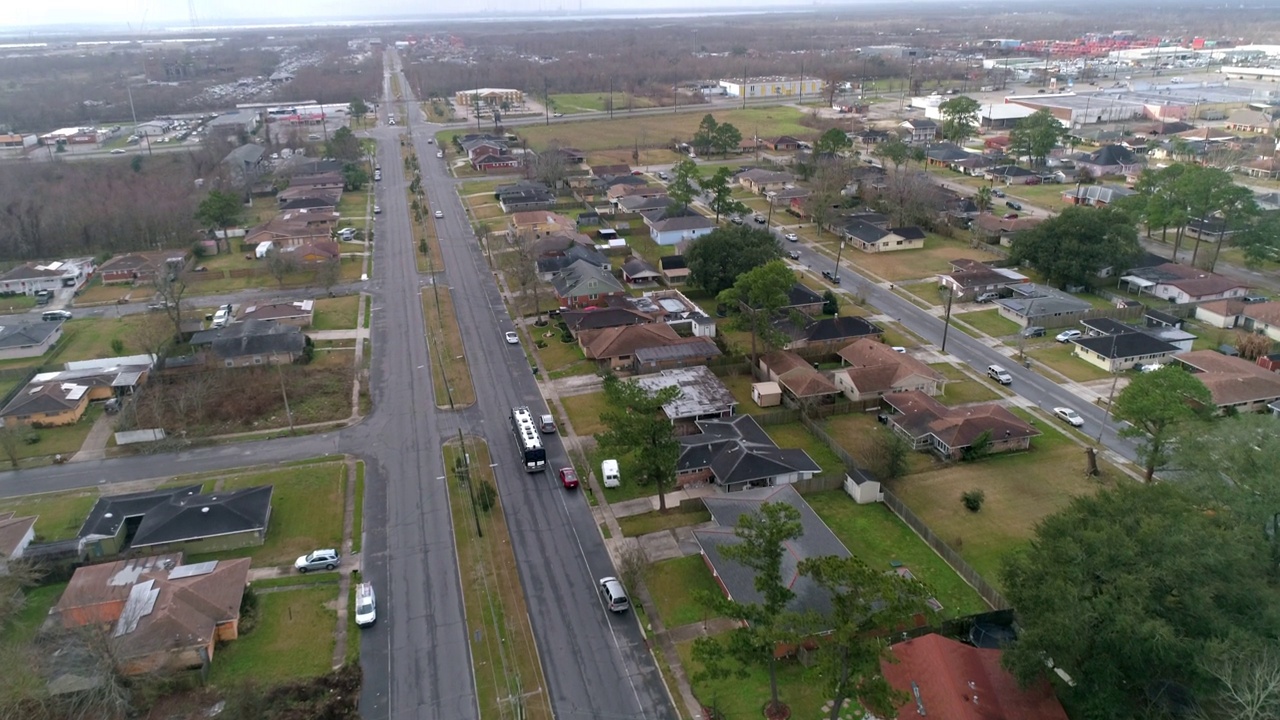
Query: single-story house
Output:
[[994, 284, 1093, 328], [274, 186, 342, 207], [550, 259, 627, 309], [615, 194, 672, 214], [279, 196, 338, 213], [473, 154, 522, 172], [649, 214, 716, 247], [77, 484, 273, 558], [777, 282, 825, 316], [834, 338, 947, 401], [1241, 301, 1280, 342], [620, 256, 662, 286], [0, 257, 95, 296], [495, 181, 556, 212], [222, 143, 266, 184], [765, 136, 802, 152], [659, 255, 690, 285], [536, 244, 611, 281], [937, 259, 1029, 301], [189, 319, 307, 367], [236, 300, 315, 327], [0, 321, 63, 361], [560, 306, 652, 337], [607, 183, 667, 201], [882, 634, 1070, 720], [678, 420, 821, 492], [98, 251, 187, 285], [1, 358, 152, 427], [244, 216, 332, 249], [863, 226, 926, 253], [278, 240, 341, 264], [632, 366, 737, 422], [1071, 332, 1179, 372], [775, 316, 883, 353], [737, 169, 795, 195], [1074, 144, 1140, 178], [52, 554, 252, 676], [0, 512, 37, 567], [883, 390, 1040, 459], [1120, 263, 1250, 304], [972, 214, 1043, 246], [841, 218, 890, 250], [1172, 350, 1280, 414], [1240, 157, 1279, 179], [984, 165, 1039, 185], [578, 322, 684, 370], [1224, 108, 1274, 134], [1061, 184, 1136, 207], [632, 338, 722, 374], [758, 350, 842, 402]]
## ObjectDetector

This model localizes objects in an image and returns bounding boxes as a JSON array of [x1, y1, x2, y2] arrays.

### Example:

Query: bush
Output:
[[110, 338, 125, 355], [21, 431, 40, 445], [474, 480, 497, 512], [962, 489, 986, 513]]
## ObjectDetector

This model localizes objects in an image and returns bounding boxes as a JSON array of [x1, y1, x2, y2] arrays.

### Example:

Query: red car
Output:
[[1003, 213, 1019, 220], [558, 467, 579, 489]]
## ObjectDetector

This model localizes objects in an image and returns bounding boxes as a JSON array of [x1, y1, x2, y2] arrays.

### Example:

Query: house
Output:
[[189, 319, 307, 367], [1, 358, 152, 427], [1185, 216, 1237, 242], [578, 322, 684, 370], [1172, 350, 1280, 414], [460, 138, 508, 161], [633, 366, 737, 422], [98, 251, 186, 285], [925, 142, 973, 165], [279, 196, 338, 212], [530, 230, 593, 258], [758, 350, 842, 402], [630, 289, 718, 337], [244, 215, 333, 249], [937, 259, 1029, 301], [560, 306, 652, 336], [52, 554, 252, 676], [1120, 263, 1250, 304], [984, 165, 1039, 185], [1074, 144, 1140, 178], [1225, 108, 1274, 134], [77, 484, 273, 558], [285, 171, 345, 191], [275, 185, 342, 206], [550, 146, 585, 165], [278, 240, 341, 264], [899, 118, 938, 144], [649, 214, 716, 247], [632, 337, 722, 373], [0, 258, 95, 296], [1241, 157, 1279, 179], [972, 214, 1043, 246], [994, 284, 1093, 328], [589, 163, 632, 179], [775, 316, 883, 353], [841, 218, 890, 250], [237, 300, 315, 327], [1071, 332, 1179, 372], [222, 143, 266, 184], [1062, 184, 1136, 207], [883, 390, 1040, 459], [550, 259, 627, 309], [853, 128, 892, 146], [834, 338, 946, 401], [765, 136, 802, 151], [659, 255, 690, 285], [881, 634, 1070, 720], [778, 282, 825, 316], [621, 257, 662, 286], [615, 195, 672, 214], [0, 512, 37, 567], [496, 181, 556, 212], [678, 420, 821, 492], [766, 186, 810, 208], [472, 154, 522, 173], [865, 226, 926, 253], [0, 321, 63, 361], [536, 244, 611, 281], [607, 183, 666, 201], [736, 169, 795, 195], [510, 210, 575, 237], [1242, 301, 1280, 342]]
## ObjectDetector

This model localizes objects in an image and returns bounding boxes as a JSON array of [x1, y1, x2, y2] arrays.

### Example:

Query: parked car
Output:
[[146, 301, 170, 312], [552, 112, 564, 118], [436, 151, 443, 158], [1024, 177, 1041, 186], [975, 291, 1001, 303], [505, 331, 519, 344], [821, 270, 841, 284], [1005, 200, 1023, 211], [1053, 407, 1084, 427], [295, 549, 340, 573], [355, 582, 377, 627], [539, 414, 557, 434], [992, 188, 1005, 198], [784, 233, 798, 242], [1003, 213, 1019, 220], [730, 216, 744, 225], [787, 250, 801, 260], [753, 215, 767, 224], [373, 205, 381, 214], [1021, 325, 1046, 338], [656, 171, 669, 180], [890, 346, 907, 353], [1055, 329, 1082, 343], [110, 148, 126, 154], [41, 310, 72, 321], [558, 467, 579, 490], [601, 459, 621, 488], [599, 576, 630, 613]]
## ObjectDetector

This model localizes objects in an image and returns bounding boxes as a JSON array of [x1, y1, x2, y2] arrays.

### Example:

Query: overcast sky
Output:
[[6, 0, 818, 30]]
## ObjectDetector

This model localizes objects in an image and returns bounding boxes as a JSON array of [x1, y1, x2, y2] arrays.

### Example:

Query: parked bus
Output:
[[510, 406, 546, 473]]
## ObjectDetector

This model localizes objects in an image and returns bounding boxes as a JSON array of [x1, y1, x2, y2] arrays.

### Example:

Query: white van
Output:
[[601, 459, 620, 488], [354, 582, 377, 627]]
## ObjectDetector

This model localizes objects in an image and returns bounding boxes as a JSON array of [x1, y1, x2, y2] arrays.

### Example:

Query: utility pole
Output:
[[742, 65, 748, 110], [799, 60, 805, 105], [608, 77, 613, 119], [543, 78, 550, 126], [833, 240, 845, 281], [940, 287, 955, 352], [274, 354, 295, 433]]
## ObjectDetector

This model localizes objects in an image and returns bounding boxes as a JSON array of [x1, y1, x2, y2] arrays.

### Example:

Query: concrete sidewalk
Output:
[[69, 410, 117, 463]]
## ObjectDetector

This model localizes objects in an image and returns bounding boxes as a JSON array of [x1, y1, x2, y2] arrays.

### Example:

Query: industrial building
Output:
[[718, 77, 825, 99]]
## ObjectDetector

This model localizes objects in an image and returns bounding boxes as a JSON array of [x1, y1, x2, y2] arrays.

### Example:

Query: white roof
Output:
[[982, 103, 1037, 121]]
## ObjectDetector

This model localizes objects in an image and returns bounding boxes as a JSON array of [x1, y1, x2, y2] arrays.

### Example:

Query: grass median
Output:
[[443, 438, 553, 720], [421, 285, 476, 408]]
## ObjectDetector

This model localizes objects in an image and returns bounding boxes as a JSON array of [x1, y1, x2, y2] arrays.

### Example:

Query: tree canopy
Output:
[[938, 95, 981, 144], [666, 158, 699, 210], [872, 138, 910, 172], [704, 166, 748, 222], [685, 225, 782, 296], [1112, 365, 1213, 481], [717, 259, 795, 362], [1009, 108, 1067, 166], [324, 126, 362, 162], [596, 375, 681, 511], [1001, 482, 1280, 720], [813, 127, 853, 157], [1008, 205, 1140, 289], [195, 189, 243, 230]]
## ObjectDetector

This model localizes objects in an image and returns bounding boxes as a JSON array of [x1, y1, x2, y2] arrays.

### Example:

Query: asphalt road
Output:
[[396, 54, 677, 720]]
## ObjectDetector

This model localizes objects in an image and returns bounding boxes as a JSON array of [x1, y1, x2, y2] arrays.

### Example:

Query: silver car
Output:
[[294, 549, 340, 573]]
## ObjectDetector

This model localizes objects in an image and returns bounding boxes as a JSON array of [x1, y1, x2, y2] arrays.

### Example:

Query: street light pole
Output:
[[834, 240, 845, 280]]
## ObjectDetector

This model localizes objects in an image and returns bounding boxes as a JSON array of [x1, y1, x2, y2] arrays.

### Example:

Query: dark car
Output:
[[558, 467, 579, 490], [753, 215, 767, 224], [1005, 200, 1023, 211], [1003, 213, 1019, 220], [821, 270, 842, 284], [1021, 325, 1046, 338]]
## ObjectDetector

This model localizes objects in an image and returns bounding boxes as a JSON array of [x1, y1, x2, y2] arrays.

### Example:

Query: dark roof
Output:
[[889, 226, 926, 241], [1079, 317, 1135, 336], [189, 319, 306, 359], [536, 244, 610, 275], [1145, 308, 1180, 327], [0, 321, 61, 350], [1084, 144, 1137, 167], [279, 197, 336, 211], [562, 307, 651, 333], [926, 142, 971, 162], [804, 316, 882, 342], [842, 218, 888, 243], [621, 256, 660, 278], [679, 415, 821, 487], [988, 165, 1036, 177], [79, 484, 272, 548], [1072, 332, 1178, 359], [79, 485, 204, 540], [785, 283, 823, 308], [633, 337, 721, 364], [659, 255, 688, 271], [694, 485, 847, 616]]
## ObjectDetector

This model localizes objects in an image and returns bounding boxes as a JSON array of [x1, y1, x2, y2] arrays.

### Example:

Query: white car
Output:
[[354, 582, 377, 627], [110, 148, 126, 154], [436, 151, 443, 158], [505, 331, 519, 344], [434, 210, 444, 218], [1053, 407, 1084, 427], [784, 233, 798, 242], [373, 205, 381, 214], [1055, 329, 1082, 343]]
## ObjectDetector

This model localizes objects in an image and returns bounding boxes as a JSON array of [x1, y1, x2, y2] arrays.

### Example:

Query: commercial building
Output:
[[454, 88, 524, 107], [718, 77, 825, 99]]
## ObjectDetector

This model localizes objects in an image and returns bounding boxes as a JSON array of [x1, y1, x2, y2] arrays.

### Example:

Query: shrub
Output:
[[962, 489, 986, 513], [110, 338, 125, 354], [475, 480, 497, 512], [21, 431, 40, 445]]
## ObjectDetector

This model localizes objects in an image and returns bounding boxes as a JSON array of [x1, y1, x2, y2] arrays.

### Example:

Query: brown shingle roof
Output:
[[580, 323, 682, 360], [1243, 300, 1280, 326], [836, 338, 945, 394], [1173, 350, 1280, 407], [884, 390, 1039, 449]]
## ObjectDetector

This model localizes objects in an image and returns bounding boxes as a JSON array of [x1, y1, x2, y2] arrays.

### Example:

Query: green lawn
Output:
[[807, 490, 989, 617], [678, 637, 831, 720], [0, 489, 99, 542], [56, 316, 159, 363], [531, 332, 593, 376], [190, 462, 346, 567], [312, 295, 361, 331], [822, 413, 936, 477], [549, 92, 655, 113], [819, 234, 1000, 282], [765, 423, 847, 478], [1027, 342, 1114, 382], [11, 404, 106, 464], [930, 363, 1003, 405], [515, 106, 812, 154], [561, 390, 608, 437], [955, 309, 1022, 338], [8, 582, 68, 645], [618, 503, 711, 537], [645, 555, 724, 629], [591, 448, 664, 504], [0, 294, 37, 313], [208, 586, 337, 686], [718, 373, 779, 415]]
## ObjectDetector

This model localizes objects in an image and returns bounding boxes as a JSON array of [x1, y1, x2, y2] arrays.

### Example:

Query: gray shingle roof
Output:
[[189, 319, 305, 359], [550, 259, 625, 297], [678, 415, 820, 488], [0, 321, 61, 350]]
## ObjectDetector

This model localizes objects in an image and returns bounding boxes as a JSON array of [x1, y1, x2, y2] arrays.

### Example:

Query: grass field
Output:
[[191, 461, 346, 567], [931, 362, 1004, 405], [807, 490, 990, 617], [56, 316, 158, 363], [209, 586, 337, 686], [312, 295, 361, 330], [549, 92, 656, 114], [766, 423, 847, 478], [422, 286, 476, 408], [888, 415, 1113, 587], [955, 309, 1022, 338], [1027, 342, 1114, 382], [678, 638, 830, 720], [644, 555, 723, 628], [444, 439, 553, 720], [2, 404, 106, 466], [0, 294, 37, 313], [822, 412, 936, 477], [617, 502, 711, 537], [0, 489, 98, 542], [514, 106, 812, 153], [824, 234, 1001, 282], [561, 390, 608, 437]]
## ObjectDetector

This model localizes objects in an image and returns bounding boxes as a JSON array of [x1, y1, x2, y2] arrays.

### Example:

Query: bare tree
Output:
[[507, 228, 547, 322], [875, 169, 945, 227], [150, 268, 189, 347], [1197, 641, 1280, 720], [0, 425, 22, 469], [265, 252, 300, 289], [804, 159, 850, 236], [529, 140, 569, 190], [313, 259, 342, 295]]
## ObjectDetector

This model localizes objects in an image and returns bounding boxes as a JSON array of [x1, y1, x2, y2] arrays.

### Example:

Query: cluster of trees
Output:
[[691, 114, 743, 157], [1003, 414, 1280, 719], [684, 225, 783, 296], [1008, 205, 1141, 289], [1008, 108, 1069, 167], [1122, 163, 1268, 270]]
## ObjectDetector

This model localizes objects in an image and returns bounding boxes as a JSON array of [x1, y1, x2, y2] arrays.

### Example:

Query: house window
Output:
[[253, 357, 263, 365], [224, 359, 234, 367], [588, 294, 598, 301]]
